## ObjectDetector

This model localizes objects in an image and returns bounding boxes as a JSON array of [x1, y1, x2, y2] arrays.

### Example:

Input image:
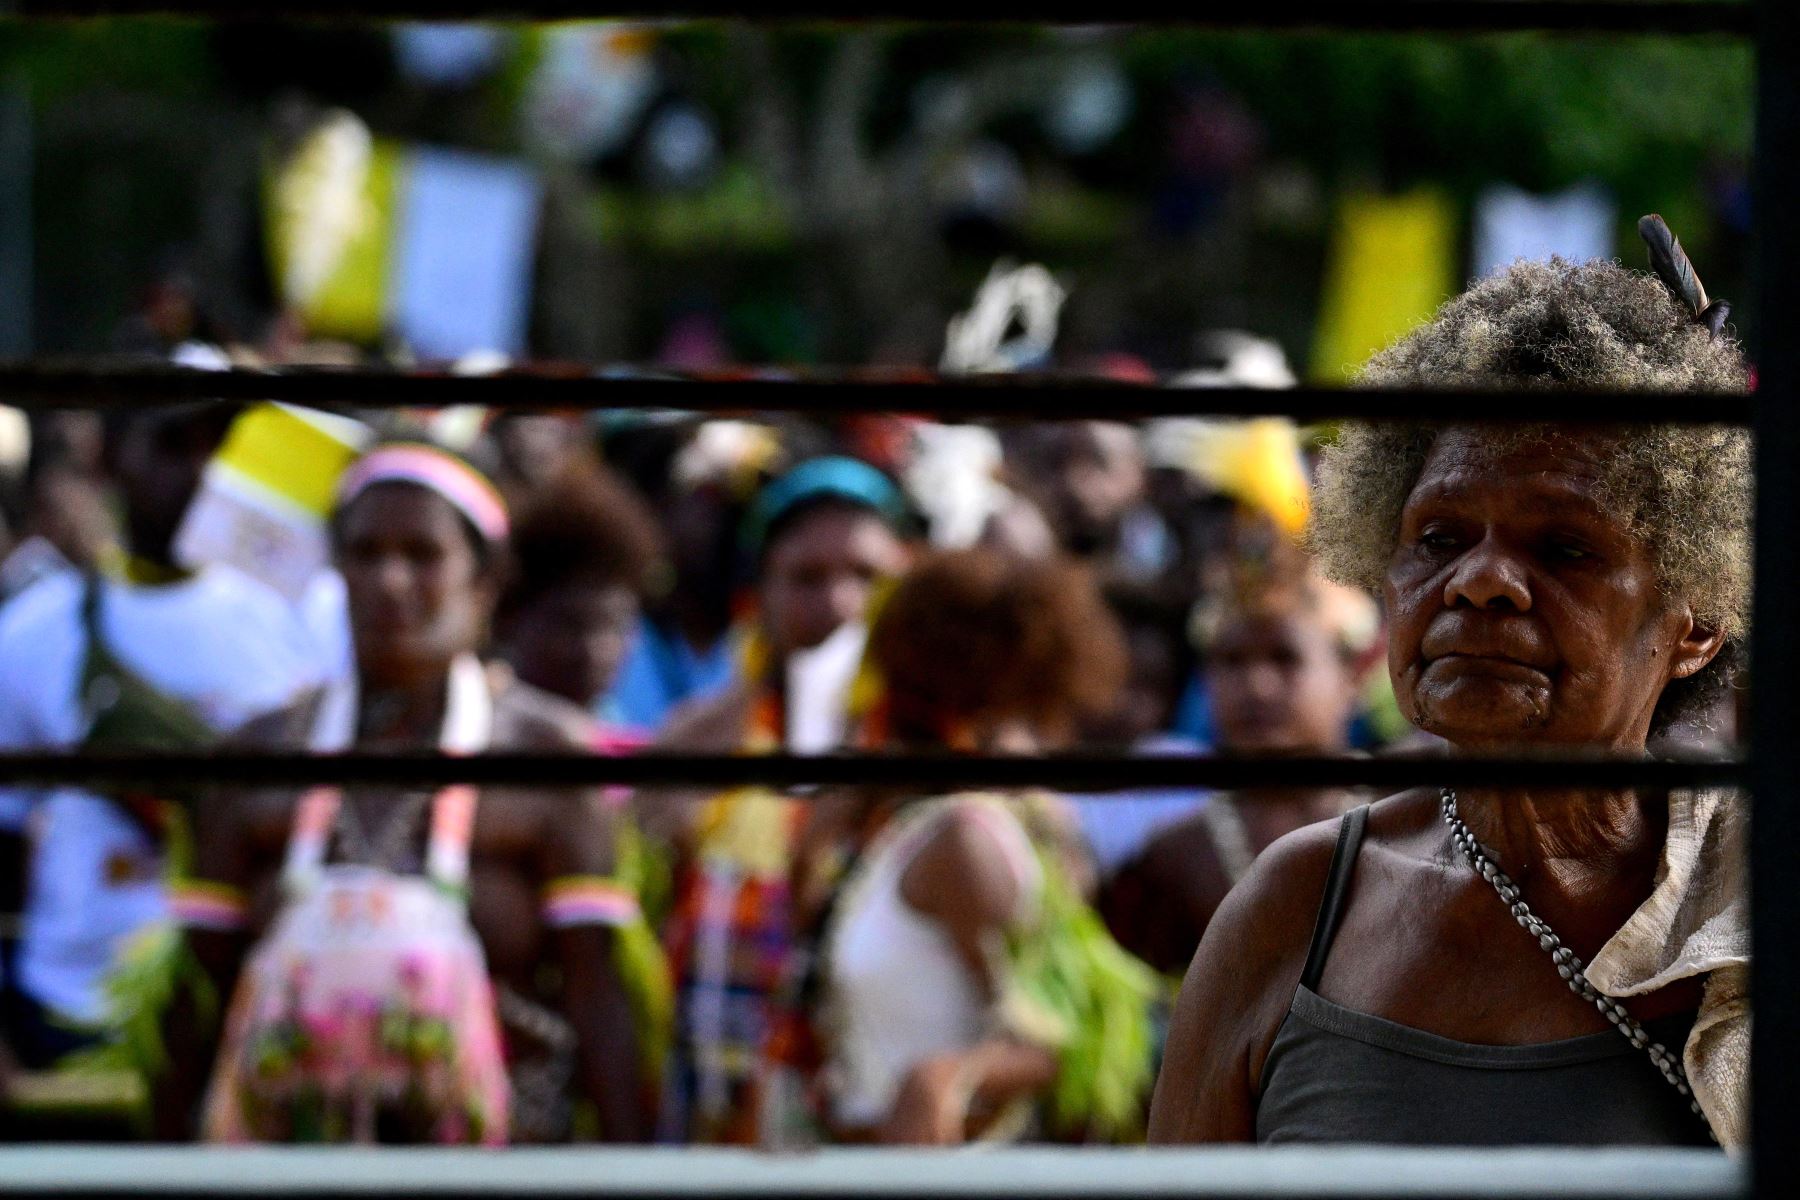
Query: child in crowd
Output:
[[496, 463, 666, 739]]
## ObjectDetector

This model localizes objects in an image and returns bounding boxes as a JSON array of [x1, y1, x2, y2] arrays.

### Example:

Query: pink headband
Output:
[[337, 443, 510, 545]]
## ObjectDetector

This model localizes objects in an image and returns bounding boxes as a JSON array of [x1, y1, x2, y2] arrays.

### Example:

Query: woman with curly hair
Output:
[[495, 465, 665, 736], [795, 549, 1159, 1146], [1150, 221, 1750, 1147]]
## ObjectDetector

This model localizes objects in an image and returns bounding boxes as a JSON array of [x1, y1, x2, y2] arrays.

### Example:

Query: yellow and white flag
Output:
[[175, 404, 372, 600], [266, 111, 540, 359]]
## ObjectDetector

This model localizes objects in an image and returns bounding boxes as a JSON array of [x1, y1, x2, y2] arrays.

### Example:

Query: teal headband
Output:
[[743, 456, 908, 557]]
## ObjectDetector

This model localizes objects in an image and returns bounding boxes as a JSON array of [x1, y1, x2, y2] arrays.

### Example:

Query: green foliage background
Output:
[[0, 18, 1755, 359]]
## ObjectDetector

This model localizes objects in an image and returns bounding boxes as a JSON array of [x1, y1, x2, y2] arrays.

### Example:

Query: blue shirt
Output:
[[600, 616, 741, 734]]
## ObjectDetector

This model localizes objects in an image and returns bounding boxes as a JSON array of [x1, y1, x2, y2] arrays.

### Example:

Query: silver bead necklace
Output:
[[1439, 787, 1714, 1141]]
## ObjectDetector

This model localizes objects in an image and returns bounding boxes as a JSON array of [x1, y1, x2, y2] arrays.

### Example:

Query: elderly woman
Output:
[[1148, 227, 1750, 1148]]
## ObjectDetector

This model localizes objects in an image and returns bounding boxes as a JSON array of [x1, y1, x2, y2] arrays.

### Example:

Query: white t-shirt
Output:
[[0, 566, 337, 1023]]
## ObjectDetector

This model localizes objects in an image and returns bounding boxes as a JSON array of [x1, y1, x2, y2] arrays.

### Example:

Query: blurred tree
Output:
[[3, 19, 1754, 360]]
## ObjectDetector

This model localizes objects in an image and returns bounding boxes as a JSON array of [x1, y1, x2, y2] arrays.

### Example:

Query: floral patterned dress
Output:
[[202, 786, 510, 1144]]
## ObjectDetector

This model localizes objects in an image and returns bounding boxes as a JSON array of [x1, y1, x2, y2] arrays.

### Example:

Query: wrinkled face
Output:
[[1385, 429, 1718, 751], [505, 581, 640, 707], [1209, 611, 1359, 753], [336, 484, 492, 689], [760, 506, 906, 656]]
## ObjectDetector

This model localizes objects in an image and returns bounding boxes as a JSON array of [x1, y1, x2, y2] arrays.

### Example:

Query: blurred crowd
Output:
[[0, 13, 1757, 1155], [0, 315, 1415, 1144]]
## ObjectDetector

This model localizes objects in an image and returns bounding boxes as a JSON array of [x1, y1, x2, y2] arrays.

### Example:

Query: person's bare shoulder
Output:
[[482, 667, 619, 869], [1147, 809, 1350, 1143], [900, 799, 1032, 932]]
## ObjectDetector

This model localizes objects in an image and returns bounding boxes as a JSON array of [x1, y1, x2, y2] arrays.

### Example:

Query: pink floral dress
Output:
[[203, 786, 510, 1144]]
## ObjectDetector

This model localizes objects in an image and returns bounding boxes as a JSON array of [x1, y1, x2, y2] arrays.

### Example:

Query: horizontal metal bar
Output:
[[5, 2, 1758, 36], [0, 1146, 1746, 1200], [0, 366, 1756, 425], [0, 750, 1746, 791]]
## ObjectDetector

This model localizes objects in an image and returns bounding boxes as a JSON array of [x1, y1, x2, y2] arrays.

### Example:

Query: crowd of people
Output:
[[0, 225, 1751, 1151], [0, 386, 1377, 1147]]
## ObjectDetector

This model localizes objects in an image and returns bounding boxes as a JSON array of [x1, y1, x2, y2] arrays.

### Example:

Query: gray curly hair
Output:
[[1308, 257, 1752, 731]]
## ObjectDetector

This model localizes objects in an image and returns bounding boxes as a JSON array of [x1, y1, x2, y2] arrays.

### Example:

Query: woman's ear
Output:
[[1668, 607, 1727, 681]]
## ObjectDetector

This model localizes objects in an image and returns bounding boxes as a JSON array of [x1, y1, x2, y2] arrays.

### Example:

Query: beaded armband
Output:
[[542, 875, 641, 929], [169, 879, 251, 933]]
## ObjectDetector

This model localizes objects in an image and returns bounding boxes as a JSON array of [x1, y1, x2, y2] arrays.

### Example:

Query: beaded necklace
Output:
[[1440, 787, 1714, 1143]]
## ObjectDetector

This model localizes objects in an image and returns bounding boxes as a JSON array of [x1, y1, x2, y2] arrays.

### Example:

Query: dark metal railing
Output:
[[0, 367, 1761, 425], [0, 749, 1748, 793]]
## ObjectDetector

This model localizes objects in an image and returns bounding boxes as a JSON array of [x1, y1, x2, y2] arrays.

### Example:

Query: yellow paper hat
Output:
[[1155, 416, 1311, 536]]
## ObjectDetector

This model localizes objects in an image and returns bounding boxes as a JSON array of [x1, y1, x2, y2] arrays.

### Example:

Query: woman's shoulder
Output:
[[1213, 813, 1352, 949], [914, 793, 1043, 866], [1174, 795, 1424, 985], [894, 794, 1044, 930], [1149, 793, 1443, 1142], [1239, 791, 1440, 903]]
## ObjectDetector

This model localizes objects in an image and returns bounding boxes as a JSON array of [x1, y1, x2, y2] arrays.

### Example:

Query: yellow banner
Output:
[[1311, 188, 1457, 383]]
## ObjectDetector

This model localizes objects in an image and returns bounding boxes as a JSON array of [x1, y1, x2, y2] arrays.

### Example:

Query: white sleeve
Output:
[[0, 577, 82, 831], [0, 640, 37, 829]]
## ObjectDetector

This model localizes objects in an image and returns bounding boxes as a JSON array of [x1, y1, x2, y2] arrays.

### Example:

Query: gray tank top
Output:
[[1255, 806, 1712, 1146]]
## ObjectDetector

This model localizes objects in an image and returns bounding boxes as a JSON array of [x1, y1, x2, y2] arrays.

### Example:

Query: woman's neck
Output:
[[357, 671, 451, 747], [1456, 788, 1668, 899]]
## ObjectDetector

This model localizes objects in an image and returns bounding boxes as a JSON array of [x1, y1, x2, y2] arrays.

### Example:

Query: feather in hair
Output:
[[1639, 213, 1732, 338], [1639, 214, 1709, 315]]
